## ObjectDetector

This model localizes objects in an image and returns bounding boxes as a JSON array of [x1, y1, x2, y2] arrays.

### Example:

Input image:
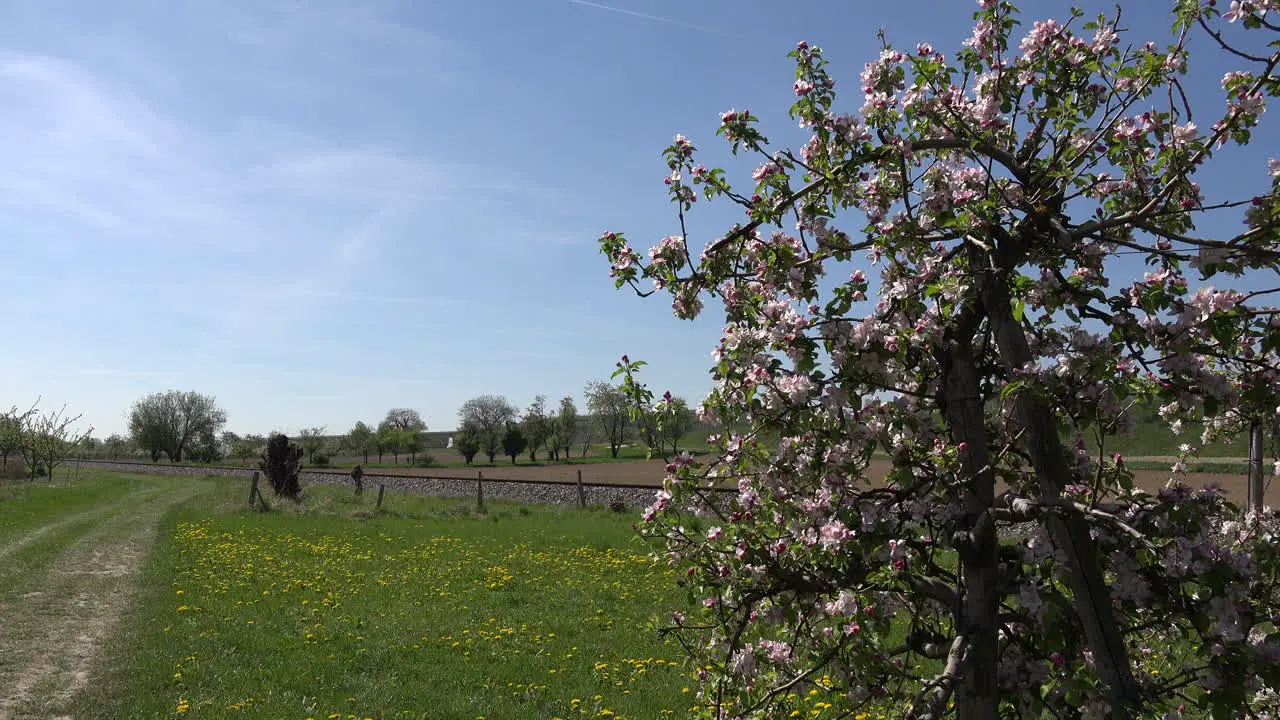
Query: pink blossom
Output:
[[758, 639, 793, 665], [1172, 122, 1197, 144], [963, 18, 997, 59], [729, 646, 757, 677], [1018, 20, 1062, 59], [751, 162, 783, 182], [824, 591, 859, 617], [819, 519, 853, 548], [1090, 24, 1118, 54], [1235, 91, 1265, 116], [1222, 71, 1252, 90]]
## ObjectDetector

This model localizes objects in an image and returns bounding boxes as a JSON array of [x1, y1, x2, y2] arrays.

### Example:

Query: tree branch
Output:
[[909, 634, 967, 720]]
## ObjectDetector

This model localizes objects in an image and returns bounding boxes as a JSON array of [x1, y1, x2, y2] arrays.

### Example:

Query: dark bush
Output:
[[259, 433, 303, 500]]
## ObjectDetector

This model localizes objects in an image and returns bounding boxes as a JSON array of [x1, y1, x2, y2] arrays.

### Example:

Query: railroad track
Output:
[[64, 458, 729, 509]]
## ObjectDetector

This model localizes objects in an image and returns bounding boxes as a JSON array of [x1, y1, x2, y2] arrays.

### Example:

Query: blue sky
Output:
[[1, 1, 1275, 438]]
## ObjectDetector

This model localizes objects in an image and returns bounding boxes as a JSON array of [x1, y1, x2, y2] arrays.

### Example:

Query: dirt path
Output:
[[0, 481, 205, 720], [0, 485, 172, 565]]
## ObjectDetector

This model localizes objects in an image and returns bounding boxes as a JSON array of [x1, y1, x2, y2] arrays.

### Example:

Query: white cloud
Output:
[[0, 36, 564, 343]]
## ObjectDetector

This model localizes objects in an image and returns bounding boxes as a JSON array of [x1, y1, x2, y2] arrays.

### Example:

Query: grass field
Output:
[[0, 474, 698, 719], [0, 470, 1249, 719], [0, 473, 219, 718]]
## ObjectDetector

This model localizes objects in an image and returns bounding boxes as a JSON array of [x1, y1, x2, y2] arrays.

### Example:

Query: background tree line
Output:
[[50, 378, 708, 471]]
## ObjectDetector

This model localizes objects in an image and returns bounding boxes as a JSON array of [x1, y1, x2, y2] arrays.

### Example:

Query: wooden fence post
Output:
[[576, 469, 586, 509], [249, 471, 260, 507], [477, 471, 485, 511], [376, 483, 386, 510], [1249, 421, 1264, 513]]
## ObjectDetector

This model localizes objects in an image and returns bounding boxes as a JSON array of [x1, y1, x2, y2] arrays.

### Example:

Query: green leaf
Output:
[[1012, 299, 1026, 323]]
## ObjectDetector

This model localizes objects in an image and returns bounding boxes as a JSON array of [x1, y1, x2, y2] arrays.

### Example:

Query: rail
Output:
[[66, 458, 736, 494]]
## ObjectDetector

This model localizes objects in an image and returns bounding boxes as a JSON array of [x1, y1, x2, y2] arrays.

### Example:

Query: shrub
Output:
[[258, 433, 303, 500]]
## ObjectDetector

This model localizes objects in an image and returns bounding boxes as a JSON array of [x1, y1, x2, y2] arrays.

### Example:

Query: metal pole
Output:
[[1249, 421, 1264, 513]]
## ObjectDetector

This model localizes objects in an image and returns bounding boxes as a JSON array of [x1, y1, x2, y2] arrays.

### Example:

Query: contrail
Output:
[[566, 0, 745, 38]]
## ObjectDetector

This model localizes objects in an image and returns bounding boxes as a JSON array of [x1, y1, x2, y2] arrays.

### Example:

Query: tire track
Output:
[[0, 481, 208, 719], [0, 485, 169, 564]]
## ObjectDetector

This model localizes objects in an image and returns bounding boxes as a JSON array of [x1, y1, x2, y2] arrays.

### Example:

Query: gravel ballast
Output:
[[67, 460, 674, 509]]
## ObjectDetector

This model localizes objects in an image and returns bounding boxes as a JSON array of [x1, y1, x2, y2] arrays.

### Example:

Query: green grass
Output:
[[0, 474, 194, 595], [75, 480, 695, 719], [0, 473, 151, 539], [1080, 420, 1257, 459], [1122, 459, 1253, 473]]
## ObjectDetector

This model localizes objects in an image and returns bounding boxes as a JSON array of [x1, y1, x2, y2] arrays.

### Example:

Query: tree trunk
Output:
[[939, 303, 1001, 720], [978, 265, 1137, 716], [1249, 421, 1264, 513]]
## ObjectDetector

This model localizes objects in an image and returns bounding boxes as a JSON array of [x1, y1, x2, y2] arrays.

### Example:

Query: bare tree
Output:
[[557, 396, 577, 460], [103, 433, 131, 460], [584, 381, 631, 458], [382, 408, 426, 432], [297, 426, 327, 463], [22, 404, 92, 481], [127, 390, 227, 462], [522, 395, 550, 462], [577, 412, 596, 458], [0, 402, 37, 473], [457, 395, 517, 464]]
